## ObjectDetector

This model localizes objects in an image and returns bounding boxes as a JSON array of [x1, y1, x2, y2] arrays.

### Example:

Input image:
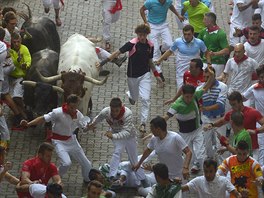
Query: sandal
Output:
[[139, 124, 146, 134], [105, 42, 111, 52]]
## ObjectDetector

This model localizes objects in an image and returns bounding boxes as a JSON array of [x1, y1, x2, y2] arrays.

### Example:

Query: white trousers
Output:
[[52, 135, 92, 182], [110, 137, 146, 181], [102, 0, 121, 42], [0, 116, 10, 142], [42, 0, 60, 9], [201, 114, 228, 163], [127, 72, 151, 124], [176, 72, 185, 90], [149, 22, 173, 73], [9, 77, 24, 98], [258, 133, 264, 166], [179, 127, 206, 166]]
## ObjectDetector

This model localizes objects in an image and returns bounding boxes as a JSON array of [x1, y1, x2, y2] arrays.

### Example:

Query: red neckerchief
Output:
[[111, 106, 125, 120], [247, 39, 261, 46], [234, 54, 248, 64], [254, 82, 264, 89], [207, 25, 220, 33], [62, 103, 77, 119], [109, 0, 122, 14], [0, 39, 10, 49]]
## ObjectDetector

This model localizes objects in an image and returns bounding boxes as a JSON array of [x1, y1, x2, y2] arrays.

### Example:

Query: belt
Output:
[[51, 133, 71, 141], [211, 114, 224, 119]]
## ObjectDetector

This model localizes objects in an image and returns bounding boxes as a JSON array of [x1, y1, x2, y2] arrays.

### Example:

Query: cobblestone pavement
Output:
[[1, 0, 230, 197]]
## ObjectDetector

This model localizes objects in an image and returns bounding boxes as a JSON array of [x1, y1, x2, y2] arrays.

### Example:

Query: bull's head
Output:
[[22, 81, 64, 115], [36, 69, 108, 101]]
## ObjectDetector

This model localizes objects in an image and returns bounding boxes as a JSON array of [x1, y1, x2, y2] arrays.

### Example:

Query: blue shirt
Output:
[[199, 80, 227, 118], [170, 37, 207, 56], [144, 0, 173, 24]]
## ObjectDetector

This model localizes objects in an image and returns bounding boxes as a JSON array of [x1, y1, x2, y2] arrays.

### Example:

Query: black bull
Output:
[[23, 49, 63, 115]]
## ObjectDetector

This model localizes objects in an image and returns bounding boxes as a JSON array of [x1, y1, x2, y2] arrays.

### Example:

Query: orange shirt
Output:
[[218, 155, 263, 197]]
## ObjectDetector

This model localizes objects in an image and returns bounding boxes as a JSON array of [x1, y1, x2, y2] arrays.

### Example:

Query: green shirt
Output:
[[198, 28, 229, 64], [168, 89, 203, 132], [10, 44, 31, 78], [232, 128, 252, 156], [183, 1, 210, 33]]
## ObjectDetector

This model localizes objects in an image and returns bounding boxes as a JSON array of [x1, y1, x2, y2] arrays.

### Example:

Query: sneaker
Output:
[[191, 164, 200, 174], [112, 55, 127, 67], [129, 97, 135, 105], [105, 42, 111, 52], [126, 91, 135, 105], [159, 72, 165, 82], [160, 45, 167, 61], [44, 7, 50, 13], [139, 123, 146, 134]]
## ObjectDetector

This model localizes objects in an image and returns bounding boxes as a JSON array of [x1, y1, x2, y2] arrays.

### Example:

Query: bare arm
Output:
[[169, 5, 184, 21], [213, 117, 228, 128], [155, 50, 173, 65], [202, 66, 214, 92], [132, 148, 153, 171], [140, 5, 148, 24], [237, 0, 258, 12], [52, 175, 62, 185], [182, 147, 192, 179], [212, 48, 230, 56], [217, 72, 229, 84], [107, 50, 122, 61], [21, 116, 45, 127], [181, 185, 190, 192], [4, 172, 19, 185], [255, 117, 264, 133]]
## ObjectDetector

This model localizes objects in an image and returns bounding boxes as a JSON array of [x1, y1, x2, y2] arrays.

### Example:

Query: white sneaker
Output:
[[191, 164, 200, 174]]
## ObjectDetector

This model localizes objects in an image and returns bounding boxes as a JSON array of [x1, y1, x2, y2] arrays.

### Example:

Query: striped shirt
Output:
[[198, 80, 227, 118]]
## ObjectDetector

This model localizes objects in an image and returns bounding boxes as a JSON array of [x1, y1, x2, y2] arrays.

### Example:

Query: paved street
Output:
[[1, 0, 230, 197]]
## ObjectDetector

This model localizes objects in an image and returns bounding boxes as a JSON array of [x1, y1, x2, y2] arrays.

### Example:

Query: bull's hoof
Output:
[[99, 70, 110, 76], [44, 7, 50, 13]]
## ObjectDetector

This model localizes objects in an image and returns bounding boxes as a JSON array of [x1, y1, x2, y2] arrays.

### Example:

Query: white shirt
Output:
[[243, 83, 264, 115], [147, 131, 188, 179], [92, 106, 136, 139], [187, 175, 235, 198], [231, 0, 255, 28], [244, 39, 264, 65], [224, 57, 258, 94], [44, 107, 84, 136], [257, 0, 264, 28]]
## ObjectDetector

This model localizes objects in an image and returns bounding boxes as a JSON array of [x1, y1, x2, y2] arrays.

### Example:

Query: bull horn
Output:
[[23, 3, 32, 21], [36, 69, 62, 83], [52, 85, 64, 93], [22, 80, 36, 87], [84, 75, 109, 85]]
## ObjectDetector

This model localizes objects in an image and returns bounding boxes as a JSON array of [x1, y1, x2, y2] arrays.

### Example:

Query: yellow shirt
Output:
[[10, 44, 31, 78]]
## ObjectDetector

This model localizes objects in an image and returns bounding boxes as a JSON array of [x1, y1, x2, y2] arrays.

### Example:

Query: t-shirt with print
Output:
[[218, 155, 263, 198]]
